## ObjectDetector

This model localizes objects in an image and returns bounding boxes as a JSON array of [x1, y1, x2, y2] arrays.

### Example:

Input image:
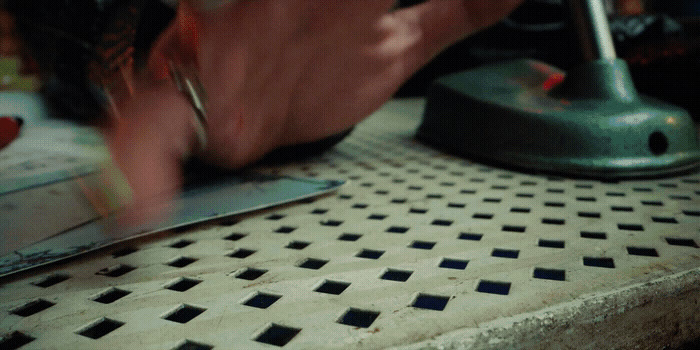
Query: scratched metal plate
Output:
[[0, 99, 698, 349]]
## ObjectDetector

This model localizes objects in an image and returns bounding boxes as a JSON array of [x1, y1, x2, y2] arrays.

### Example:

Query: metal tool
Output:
[[417, 0, 699, 179]]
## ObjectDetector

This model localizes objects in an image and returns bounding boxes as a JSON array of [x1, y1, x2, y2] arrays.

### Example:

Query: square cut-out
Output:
[[165, 278, 202, 292], [243, 292, 281, 309], [375, 190, 390, 195], [683, 210, 700, 216], [459, 232, 483, 241], [228, 248, 256, 259], [492, 248, 519, 259], [166, 256, 197, 268], [0, 331, 35, 349], [431, 219, 453, 226], [96, 264, 136, 277], [286, 241, 311, 250], [11, 299, 55, 317], [483, 198, 502, 203], [162, 304, 206, 324], [439, 258, 469, 270], [112, 247, 138, 258], [391, 198, 407, 204], [311, 208, 328, 214], [320, 219, 343, 226], [476, 280, 511, 295], [611, 206, 633, 212], [380, 268, 413, 282], [32, 273, 69, 288], [618, 224, 644, 231], [460, 189, 477, 194], [409, 208, 428, 214], [533, 268, 566, 281], [315, 280, 350, 295], [426, 193, 443, 199], [652, 217, 678, 224], [274, 226, 297, 234], [254, 324, 301, 347], [298, 258, 328, 270], [235, 268, 268, 281], [448, 202, 466, 208], [583, 257, 615, 268], [627, 247, 659, 257], [338, 308, 380, 328], [581, 231, 607, 240], [516, 193, 535, 198], [576, 196, 596, 202], [224, 232, 247, 241], [544, 201, 565, 207], [502, 225, 526, 233], [538, 239, 565, 248], [266, 214, 285, 220], [641, 200, 663, 206], [338, 233, 362, 241], [410, 240, 436, 250], [173, 340, 213, 350], [578, 212, 601, 218], [76, 318, 124, 339], [542, 218, 565, 225], [356, 249, 384, 259], [352, 203, 368, 209], [412, 293, 449, 311], [665, 237, 698, 247], [91, 287, 132, 303], [170, 239, 194, 249], [368, 214, 387, 220], [387, 226, 409, 234]]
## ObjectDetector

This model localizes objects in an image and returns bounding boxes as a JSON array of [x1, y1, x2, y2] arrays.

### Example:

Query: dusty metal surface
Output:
[[1, 99, 699, 349]]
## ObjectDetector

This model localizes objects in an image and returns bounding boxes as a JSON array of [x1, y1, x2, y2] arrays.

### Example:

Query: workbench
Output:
[[1, 98, 699, 349]]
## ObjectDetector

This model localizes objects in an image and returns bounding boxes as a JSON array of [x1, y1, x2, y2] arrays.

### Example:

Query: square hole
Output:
[[311, 208, 328, 214], [459, 233, 483, 241], [641, 200, 663, 206], [538, 239, 565, 248], [170, 239, 194, 249], [315, 280, 350, 295], [173, 340, 213, 350], [492, 248, 519, 259], [235, 268, 268, 280], [412, 293, 449, 311], [96, 264, 136, 277], [387, 226, 409, 234], [11, 299, 55, 317], [338, 194, 352, 200], [542, 218, 565, 225], [254, 324, 301, 347], [618, 224, 644, 231], [338, 308, 380, 328], [605, 192, 625, 197], [410, 241, 436, 250], [375, 190, 390, 195], [368, 214, 387, 220], [409, 208, 428, 214], [476, 280, 511, 295], [391, 198, 407, 204], [665, 237, 698, 247], [352, 203, 368, 209], [460, 189, 477, 194], [286, 241, 311, 250], [516, 193, 535, 198], [547, 188, 564, 193], [266, 214, 285, 220], [652, 217, 678, 224], [627, 247, 659, 257], [533, 268, 566, 281], [112, 247, 138, 258], [439, 258, 469, 270], [473, 213, 494, 220], [483, 198, 502, 203], [338, 233, 362, 241], [683, 210, 700, 217], [576, 196, 596, 202], [356, 249, 384, 259], [224, 232, 247, 241], [634, 187, 653, 192], [448, 202, 466, 208], [274, 226, 297, 234], [426, 193, 443, 199], [166, 257, 197, 268], [162, 304, 206, 324], [76, 318, 125, 339], [32, 273, 69, 288], [164, 278, 202, 292], [0, 331, 35, 349], [228, 248, 256, 259], [321, 219, 343, 226], [581, 231, 607, 240], [544, 201, 565, 207], [502, 225, 526, 233], [408, 186, 423, 191], [583, 257, 615, 268], [380, 268, 413, 282], [611, 206, 633, 212], [243, 292, 281, 309], [91, 288, 132, 303], [578, 212, 601, 218], [298, 258, 328, 270], [431, 219, 453, 226]]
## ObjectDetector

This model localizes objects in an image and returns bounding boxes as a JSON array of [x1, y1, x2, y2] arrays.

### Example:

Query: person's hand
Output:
[[106, 0, 523, 224]]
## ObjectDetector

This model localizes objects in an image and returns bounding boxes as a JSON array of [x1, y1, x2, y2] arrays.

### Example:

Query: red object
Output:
[[0, 116, 23, 149]]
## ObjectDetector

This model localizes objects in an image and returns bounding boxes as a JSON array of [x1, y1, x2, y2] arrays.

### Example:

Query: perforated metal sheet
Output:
[[1, 99, 699, 349]]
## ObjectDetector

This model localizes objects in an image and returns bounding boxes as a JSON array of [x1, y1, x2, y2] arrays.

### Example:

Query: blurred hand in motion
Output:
[[107, 0, 523, 224]]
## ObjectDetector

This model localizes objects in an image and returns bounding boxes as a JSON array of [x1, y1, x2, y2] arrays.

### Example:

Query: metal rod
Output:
[[569, 0, 617, 61]]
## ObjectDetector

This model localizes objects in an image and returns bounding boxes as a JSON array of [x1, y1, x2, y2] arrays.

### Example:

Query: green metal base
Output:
[[417, 59, 700, 179]]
